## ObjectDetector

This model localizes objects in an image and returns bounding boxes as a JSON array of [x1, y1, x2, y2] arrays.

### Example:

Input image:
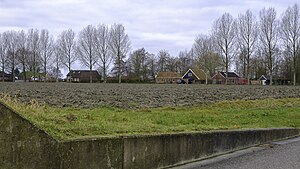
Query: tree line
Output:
[[194, 4, 300, 85], [0, 24, 130, 83], [0, 3, 299, 85], [127, 3, 300, 85]]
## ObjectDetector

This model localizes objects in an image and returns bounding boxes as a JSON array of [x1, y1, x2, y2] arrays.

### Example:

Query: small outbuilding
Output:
[[182, 68, 208, 84], [212, 71, 240, 85], [155, 72, 181, 84], [66, 70, 101, 83], [259, 75, 269, 85]]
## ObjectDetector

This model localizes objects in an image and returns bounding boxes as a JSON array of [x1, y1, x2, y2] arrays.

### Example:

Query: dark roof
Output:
[[66, 70, 100, 78], [259, 75, 270, 80], [182, 68, 207, 80], [219, 71, 239, 78], [156, 72, 181, 78]]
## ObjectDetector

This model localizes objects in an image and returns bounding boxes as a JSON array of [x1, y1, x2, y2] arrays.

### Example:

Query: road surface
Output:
[[172, 137, 300, 169]]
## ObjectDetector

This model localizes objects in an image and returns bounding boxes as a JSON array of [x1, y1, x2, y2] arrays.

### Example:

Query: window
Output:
[[188, 72, 193, 77]]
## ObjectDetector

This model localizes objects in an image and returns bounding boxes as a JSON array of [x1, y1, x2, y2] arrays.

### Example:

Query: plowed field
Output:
[[1, 83, 300, 108]]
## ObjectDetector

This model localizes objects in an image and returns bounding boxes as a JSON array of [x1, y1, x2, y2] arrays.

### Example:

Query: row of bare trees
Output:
[[193, 4, 300, 85], [76, 24, 130, 83], [0, 24, 130, 83]]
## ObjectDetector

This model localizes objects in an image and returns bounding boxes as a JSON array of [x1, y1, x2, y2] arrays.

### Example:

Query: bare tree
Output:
[[128, 48, 149, 81], [77, 25, 98, 83], [39, 29, 54, 82], [148, 53, 157, 80], [53, 43, 62, 82], [157, 50, 170, 72], [212, 13, 236, 84], [237, 10, 258, 84], [280, 4, 300, 85], [27, 29, 40, 80], [94, 24, 112, 83], [166, 56, 177, 72], [259, 7, 279, 85], [3, 31, 18, 82], [193, 34, 222, 78], [57, 29, 77, 82], [16, 30, 29, 82], [177, 50, 194, 75], [0, 33, 7, 82], [110, 24, 131, 83]]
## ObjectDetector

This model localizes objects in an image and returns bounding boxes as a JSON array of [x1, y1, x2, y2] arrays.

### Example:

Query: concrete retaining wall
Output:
[[59, 138, 124, 169], [123, 129, 299, 169], [0, 102, 299, 169], [0, 103, 59, 169]]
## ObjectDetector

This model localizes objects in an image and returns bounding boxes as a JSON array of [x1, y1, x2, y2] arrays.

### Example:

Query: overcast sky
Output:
[[0, 0, 299, 57]]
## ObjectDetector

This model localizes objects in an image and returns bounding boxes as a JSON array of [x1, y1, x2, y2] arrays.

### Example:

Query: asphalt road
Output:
[[173, 137, 300, 169]]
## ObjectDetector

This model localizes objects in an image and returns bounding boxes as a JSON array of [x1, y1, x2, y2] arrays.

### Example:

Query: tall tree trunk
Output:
[[12, 67, 15, 82], [293, 71, 296, 86], [12, 53, 15, 82], [293, 52, 297, 86], [44, 61, 47, 83], [103, 62, 106, 83], [69, 67, 71, 83], [269, 50, 273, 85], [225, 67, 228, 85], [68, 59, 71, 83], [118, 52, 121, 84], [247, 47, 251, 85], [56, 61, 59, 83], [90, 65, 92, 83], [33, 53, 36, 82], [23, 62, 26, 82], [225, 41, 229, 85], [1, 65, 4, 82]]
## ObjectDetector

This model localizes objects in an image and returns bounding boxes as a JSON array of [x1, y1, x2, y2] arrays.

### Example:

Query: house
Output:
[[212, 71, 240, 85], [259, 75, 269, 85], [0, 71, 11, 82], [155, 72, 181, 84], [66, 70, 101, 83], [182, 68, 208, 84]]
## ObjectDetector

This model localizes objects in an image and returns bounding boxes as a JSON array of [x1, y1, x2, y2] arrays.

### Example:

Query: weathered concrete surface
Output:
[[59, 138, 124, 169], [123, 129, 299, 169], [0, 101, 299, 169], [0, 103, 59, 169]]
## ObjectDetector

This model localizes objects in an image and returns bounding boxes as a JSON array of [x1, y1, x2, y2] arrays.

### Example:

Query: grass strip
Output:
[[1, 95, 299, 140]]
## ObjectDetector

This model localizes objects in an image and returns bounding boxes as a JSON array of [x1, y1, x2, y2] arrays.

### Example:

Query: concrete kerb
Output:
[[0, 101, 299, 169]]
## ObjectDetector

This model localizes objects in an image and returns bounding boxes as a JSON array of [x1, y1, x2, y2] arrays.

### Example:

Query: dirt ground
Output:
[[0, 83, 300, 109]]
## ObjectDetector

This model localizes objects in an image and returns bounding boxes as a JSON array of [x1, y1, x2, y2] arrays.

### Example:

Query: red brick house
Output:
[[212, 71, 240, 84], [66, 70, 101, 83]]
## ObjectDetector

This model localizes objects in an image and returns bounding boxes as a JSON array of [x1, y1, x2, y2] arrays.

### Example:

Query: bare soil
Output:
[[1, 83, 300, 109]]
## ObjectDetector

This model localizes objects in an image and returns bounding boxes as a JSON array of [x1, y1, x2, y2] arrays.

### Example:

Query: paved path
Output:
[[172, 137, 300, 169]]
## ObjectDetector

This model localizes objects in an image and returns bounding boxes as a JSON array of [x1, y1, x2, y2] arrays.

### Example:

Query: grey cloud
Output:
[[0, 0, 299, 56]]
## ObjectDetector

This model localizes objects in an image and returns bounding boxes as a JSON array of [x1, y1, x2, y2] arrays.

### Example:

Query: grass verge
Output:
[[1, 95, 299, 140]]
